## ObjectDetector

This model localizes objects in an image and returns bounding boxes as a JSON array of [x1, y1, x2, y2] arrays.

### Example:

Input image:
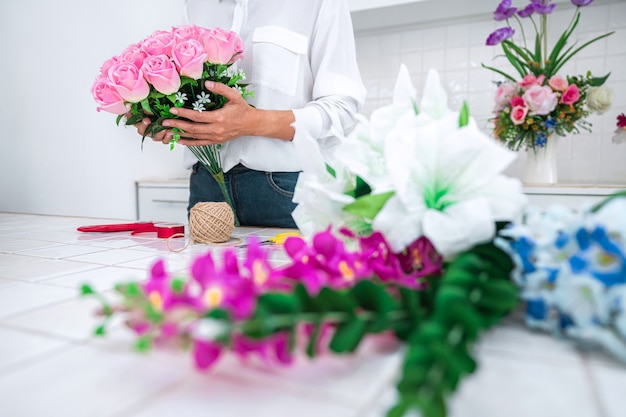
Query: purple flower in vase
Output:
[[517, 3, 536, 17], [493, 0, 518, 21], [571, 0, 593, 6], [486, 27, 516, 46], [531, 0, 557, 14]]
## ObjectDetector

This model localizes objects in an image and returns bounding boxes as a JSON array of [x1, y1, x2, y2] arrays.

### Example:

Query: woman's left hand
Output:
[[162, 80, 257, 146]]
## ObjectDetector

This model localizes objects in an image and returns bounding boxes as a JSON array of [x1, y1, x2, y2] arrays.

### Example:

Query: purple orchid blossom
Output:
[[530, 0, 557, 14], [493, 0, 518, 21], [486, 26, 516, 45], [571, 0, 593, 6]]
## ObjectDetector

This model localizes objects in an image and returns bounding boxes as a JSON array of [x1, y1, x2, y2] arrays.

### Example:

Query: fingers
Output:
[[204, 80, 242, 101]]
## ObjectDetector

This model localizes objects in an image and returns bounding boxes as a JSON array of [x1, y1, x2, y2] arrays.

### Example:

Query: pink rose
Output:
[[172, 24, 206, 43], [172, 39, 207, 79], [561, 83, 580, 105], [510, 105, 529, 125], [141, 55, 181, 95], [99, 56, 120, 77], [494, 82, 518, 111], [548, 75, 568, 92], [509, 96, 525, 107], [142, 30, 175, 57], [119, 43, 148, 71], [518, 74, 545, 89], [522, 85, 558, 115], [91, 77, 129, 115], [201, 27, 244, 65], [107, 63, 150, 103]]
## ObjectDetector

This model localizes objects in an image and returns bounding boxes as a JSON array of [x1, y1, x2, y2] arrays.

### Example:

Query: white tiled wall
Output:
[[354, 1, 626, 185]]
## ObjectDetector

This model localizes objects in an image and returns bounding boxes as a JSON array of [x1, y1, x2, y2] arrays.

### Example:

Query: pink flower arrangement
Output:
[[91, 24, 253, 225], [483, 0, 614, 151], [492, 73, 609, 150], [91, 24, 252, 143]]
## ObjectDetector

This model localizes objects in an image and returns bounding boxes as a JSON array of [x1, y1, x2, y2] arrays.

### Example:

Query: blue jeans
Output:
[[188, 163, 299, 228]]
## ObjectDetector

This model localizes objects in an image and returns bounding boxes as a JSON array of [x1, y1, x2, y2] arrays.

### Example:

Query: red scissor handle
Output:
[[77, 222, 155, 233]]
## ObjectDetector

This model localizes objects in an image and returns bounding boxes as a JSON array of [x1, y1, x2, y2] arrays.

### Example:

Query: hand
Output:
[[161, 81, 257, 146]]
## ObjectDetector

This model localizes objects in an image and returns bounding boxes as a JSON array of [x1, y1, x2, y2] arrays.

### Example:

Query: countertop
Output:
[[0, 212, 625, 417]]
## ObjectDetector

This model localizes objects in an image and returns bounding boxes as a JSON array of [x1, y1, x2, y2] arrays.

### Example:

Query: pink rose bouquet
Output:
[[91, 24, 254, 225], [91, 24, 252, 141], [492, 72, 605, 150], [483, 0, 614, 151]]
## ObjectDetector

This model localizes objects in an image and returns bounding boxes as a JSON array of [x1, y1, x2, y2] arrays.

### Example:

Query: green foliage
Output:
[[199, 241, 518, 417], [343, 191, 395, 220]]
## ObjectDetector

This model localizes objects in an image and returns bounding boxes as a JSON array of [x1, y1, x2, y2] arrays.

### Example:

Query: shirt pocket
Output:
[[252, 26, 308, 96]]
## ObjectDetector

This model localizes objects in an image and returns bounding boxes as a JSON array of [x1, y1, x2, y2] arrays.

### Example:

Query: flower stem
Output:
[[212, 171, 240, 227]]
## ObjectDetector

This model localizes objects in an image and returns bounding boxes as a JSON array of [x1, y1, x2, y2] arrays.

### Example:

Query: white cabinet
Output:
[[523, 185, 623, 212], [135, 179, 190, 224]]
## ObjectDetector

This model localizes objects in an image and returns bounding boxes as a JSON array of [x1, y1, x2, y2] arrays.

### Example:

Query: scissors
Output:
[[77, 222, 185, 238], [238, 232, 301, 247]]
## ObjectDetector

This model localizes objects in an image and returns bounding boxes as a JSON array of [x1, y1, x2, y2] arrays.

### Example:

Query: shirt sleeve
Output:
[[292, 0, 366, 146]]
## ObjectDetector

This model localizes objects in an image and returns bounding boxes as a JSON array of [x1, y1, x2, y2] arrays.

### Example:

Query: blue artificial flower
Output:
[[526, 298, 548, 321], [535, 132, 548, 147], [569, 226, 626, 287], [559, 312, 575, 329], [544, 117, 557, 131], [509, 236, 537, 273]]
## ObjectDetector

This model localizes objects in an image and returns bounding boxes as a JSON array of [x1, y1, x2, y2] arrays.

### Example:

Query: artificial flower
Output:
[[501, 194, 626, 361], [92, 24, 254, 226], [586, 85, 613, 114], [371, 68, 527, 256], [483, 0, 613, 150], [612, 113, 626, 145]]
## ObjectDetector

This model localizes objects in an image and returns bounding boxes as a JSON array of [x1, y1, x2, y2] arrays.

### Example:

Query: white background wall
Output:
[[0, 0, 190, 220], [0, 0, 625, 220]]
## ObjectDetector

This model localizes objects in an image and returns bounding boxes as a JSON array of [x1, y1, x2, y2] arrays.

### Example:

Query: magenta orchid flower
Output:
[[397, 237, 443, 279], [190, 250, 256, 320]]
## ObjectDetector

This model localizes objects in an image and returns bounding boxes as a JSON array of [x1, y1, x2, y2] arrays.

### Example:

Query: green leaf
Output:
[[329, 317, 367, 353], [134, 336, 153, 353], [80, 283, 94, 296], [551, 31, 614, 76], [94, 325, 106, 336], [351, 280, 399, 314], [343, 191, 395, 220], [588, 72, 611, 87], [170, 277, 185, 294], [316, 287, 356, 314], [305, 320, 323, 358], [258, 293, 300, 316], [325, 163, 336, 178], [458, 101, 469, 128], [481, 63, 517, 82], [346, 176, 373, 199], [140, 98, 152, 115], [386, 400, 411, 417]]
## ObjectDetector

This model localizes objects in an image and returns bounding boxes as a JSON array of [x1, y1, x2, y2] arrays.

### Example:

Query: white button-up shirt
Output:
[[183, 0, 366, 172]]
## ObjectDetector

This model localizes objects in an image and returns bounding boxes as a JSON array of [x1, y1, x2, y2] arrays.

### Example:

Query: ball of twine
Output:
[[189, 202, 235, 244]]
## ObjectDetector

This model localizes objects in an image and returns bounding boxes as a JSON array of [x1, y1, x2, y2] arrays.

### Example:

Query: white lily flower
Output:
[[372, 68, 527, 256]]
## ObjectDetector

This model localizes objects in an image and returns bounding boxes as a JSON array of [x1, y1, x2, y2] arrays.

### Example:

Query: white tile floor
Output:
[[0, 212, 624, 417]]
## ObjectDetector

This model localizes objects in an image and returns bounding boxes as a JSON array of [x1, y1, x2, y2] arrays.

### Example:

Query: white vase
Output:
[[523, 136, 559, 185]]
